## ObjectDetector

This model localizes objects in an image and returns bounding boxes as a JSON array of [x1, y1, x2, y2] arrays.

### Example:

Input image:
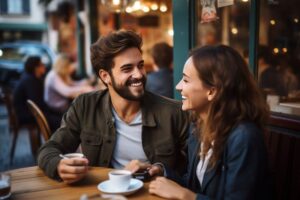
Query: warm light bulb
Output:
[[151, 3, 158, 11], [160, 4, 167, 12], [0, 49, 3, 57], [294, 18, 299, 23], [133, 1, 141, 10], [126, 7, 133, 13], [142, 6, 150, 13], [231, 27, 238, 34], [273, 48, 279, 54], [241, 0, 248, 2], [168, 29, 174, 36], [270, 20, 276, 25], [282, 48, 288, 53], [112, 0, 120, 6]]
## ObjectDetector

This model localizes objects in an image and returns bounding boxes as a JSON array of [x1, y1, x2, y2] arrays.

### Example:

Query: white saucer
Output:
[[97, 178, 143, 196]]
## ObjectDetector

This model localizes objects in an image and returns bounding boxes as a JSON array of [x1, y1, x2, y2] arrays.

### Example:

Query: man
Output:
[[38, 30, 189, 183], [13, 56, 61, 132], [146, 42, 174, 98]]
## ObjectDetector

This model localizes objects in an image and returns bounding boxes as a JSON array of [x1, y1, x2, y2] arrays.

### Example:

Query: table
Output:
[[9, 166, 164, 200]]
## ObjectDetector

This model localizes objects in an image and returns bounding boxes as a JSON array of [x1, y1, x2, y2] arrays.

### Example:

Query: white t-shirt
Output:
[[111, 108, 149, 169]]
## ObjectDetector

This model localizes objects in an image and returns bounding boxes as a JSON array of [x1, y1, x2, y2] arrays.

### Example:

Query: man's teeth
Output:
[[131, 82, 142, 87], [182, 96, 187, 100]]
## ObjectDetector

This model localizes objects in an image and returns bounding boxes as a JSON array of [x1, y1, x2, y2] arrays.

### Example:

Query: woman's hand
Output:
[[149, 177, 196, 200]]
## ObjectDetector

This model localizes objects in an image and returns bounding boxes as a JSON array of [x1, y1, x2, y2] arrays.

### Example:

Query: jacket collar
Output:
[[102, 90, 156, 127], [201, 159, 222, 192]]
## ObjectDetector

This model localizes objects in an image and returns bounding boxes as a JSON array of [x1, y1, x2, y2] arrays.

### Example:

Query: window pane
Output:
[[195, 1, 250, 55], [259, 0, 300, 116]]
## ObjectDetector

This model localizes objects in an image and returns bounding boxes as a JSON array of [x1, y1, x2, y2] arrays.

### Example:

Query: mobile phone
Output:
[[132, 170, 150, 182]]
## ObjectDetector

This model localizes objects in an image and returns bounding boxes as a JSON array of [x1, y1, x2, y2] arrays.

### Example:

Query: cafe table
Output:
[[9, 166, 165, 200]]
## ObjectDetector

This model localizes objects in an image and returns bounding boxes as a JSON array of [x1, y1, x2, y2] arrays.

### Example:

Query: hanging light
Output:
[[100, 0, 129, 13]]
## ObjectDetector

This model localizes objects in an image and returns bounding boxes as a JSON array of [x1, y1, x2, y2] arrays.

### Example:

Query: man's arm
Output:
[[37, 97, 82, 180]]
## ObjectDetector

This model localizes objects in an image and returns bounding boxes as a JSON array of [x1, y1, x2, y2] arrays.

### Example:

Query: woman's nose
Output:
[[176, 80, 183, 91]]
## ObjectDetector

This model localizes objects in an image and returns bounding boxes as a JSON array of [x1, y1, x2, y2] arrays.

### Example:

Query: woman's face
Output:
[[176, 57, 215, 119]]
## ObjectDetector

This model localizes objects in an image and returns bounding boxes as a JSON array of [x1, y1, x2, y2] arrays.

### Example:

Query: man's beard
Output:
[[110, 74, 147, 101]]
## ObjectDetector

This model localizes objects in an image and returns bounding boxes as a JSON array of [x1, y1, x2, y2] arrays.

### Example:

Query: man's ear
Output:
[[207, 87, 217, 101], [99, 69, 111, 85]]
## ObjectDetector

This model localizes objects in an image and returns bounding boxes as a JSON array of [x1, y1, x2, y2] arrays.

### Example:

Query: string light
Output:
[[231, 27, 238, 35], [273, 48, 279, 54], [270, 20, 276, 25]]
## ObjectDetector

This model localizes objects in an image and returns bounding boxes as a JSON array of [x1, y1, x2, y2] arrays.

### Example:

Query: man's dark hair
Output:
[[151, 42, 173, 68], [24, 56, 42, 74], [90, 30, 142, 77]]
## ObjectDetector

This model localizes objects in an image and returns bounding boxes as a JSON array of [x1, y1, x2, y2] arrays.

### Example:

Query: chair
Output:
[[0, 87, 38, 164], [26, 100, 51, 141]]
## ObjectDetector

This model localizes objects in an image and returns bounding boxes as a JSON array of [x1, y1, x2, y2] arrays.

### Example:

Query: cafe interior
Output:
[[0, 0, 299, 199]]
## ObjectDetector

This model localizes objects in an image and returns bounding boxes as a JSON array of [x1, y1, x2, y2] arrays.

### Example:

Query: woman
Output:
[[126, 45, 272, 199], [44, 54, 93, 114]]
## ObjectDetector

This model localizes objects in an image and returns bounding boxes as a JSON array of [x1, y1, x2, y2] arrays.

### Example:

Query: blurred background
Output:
[[0, 1, 299, 199]]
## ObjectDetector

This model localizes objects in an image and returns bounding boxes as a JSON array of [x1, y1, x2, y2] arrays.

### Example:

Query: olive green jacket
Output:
[[38, 90, 189, 180]]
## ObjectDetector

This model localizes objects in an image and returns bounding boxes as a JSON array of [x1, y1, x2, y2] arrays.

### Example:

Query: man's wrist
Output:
[[152, 162, 165, 176]]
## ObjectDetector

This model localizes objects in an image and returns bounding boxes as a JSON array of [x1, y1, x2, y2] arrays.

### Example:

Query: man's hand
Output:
[[57, 157, 89, 184], [124, 160, 163, 176]]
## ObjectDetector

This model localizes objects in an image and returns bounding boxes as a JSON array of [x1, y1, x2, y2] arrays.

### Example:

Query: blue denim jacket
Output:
[[166, 122, 273, 200]]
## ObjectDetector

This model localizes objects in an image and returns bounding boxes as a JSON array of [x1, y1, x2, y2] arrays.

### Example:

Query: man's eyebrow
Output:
[[120, 60, 144, 69]]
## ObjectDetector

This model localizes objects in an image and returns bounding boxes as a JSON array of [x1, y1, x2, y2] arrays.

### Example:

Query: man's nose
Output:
[[132, 67, 144, 79]]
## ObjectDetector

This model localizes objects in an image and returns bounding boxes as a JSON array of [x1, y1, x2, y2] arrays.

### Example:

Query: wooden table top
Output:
[[9, 166, 164, 200]]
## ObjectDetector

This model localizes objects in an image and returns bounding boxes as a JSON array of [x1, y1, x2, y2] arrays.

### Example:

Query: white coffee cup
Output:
[[60, 153, 85, 159], [108, 170, 132, 192]]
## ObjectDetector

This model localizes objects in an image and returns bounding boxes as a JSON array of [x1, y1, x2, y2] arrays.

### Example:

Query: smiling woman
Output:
[[149, 45, 273, 200]]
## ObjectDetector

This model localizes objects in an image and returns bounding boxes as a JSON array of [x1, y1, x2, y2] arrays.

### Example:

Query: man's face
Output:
[[107, 47, 146, 101]]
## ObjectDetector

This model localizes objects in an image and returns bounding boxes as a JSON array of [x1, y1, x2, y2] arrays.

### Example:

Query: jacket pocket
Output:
[[155, 144, 175, 156], [80, 130, 102, 165], [80, 130, 102, 145]]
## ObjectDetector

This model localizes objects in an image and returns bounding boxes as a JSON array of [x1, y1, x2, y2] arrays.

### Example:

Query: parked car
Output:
[[0, 41, 56, 89]]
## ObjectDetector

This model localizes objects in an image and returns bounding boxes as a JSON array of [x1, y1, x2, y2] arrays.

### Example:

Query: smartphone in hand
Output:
[[132, 169, 150, 182]]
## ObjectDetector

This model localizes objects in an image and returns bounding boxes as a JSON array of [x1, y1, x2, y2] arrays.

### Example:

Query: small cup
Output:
[[108, 170, 132, 192], [60, 153, 85, 159], [0, 173, 11, 200]]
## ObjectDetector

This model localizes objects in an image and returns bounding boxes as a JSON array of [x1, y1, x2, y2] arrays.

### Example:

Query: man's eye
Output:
[[138, 63, 144, 69]]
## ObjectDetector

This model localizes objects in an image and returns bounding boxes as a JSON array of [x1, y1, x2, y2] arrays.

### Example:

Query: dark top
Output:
[[13, 73, 61, 131], [37, 90, 189, 180], [13, 73, 46, 124], [146, 68, 174, 98], [166, 122, 273, 200], [260, 67, 286, 96]]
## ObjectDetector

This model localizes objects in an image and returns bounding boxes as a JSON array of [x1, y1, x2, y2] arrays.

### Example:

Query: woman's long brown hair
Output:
[[190, 45, 269, 167]]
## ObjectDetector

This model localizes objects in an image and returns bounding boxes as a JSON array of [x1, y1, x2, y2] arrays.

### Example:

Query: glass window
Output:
[[259, 0, 300, 116], [195, 0, 250, 56]]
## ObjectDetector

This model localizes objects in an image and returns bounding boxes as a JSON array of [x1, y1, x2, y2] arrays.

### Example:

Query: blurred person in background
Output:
[[44, 54, 94, 114], [146, 42, 174, 98], [257, 45, 285, 96], [13, 56, 61, 132]]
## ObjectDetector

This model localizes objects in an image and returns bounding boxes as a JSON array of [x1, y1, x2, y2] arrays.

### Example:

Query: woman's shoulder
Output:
[[227, 121, 264, 147]]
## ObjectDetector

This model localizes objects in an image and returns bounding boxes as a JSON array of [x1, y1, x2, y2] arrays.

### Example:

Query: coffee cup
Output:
[[0, 173, 11, 200], [59, 153, 85, 159], [108, 170, 132, 192]]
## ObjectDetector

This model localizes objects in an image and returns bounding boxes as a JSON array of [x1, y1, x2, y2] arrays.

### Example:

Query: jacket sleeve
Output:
[[174, 109, 190, 175], [37, 96, 83, 180]]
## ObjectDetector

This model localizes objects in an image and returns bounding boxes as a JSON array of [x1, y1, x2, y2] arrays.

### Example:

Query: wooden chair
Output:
[[0, 87, 38, 164], [26, 100, 51, 141]]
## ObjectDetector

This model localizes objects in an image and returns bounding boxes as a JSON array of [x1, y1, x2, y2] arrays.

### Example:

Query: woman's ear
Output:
[[99, 69, 110, 85], [207, 87, 217, 101]]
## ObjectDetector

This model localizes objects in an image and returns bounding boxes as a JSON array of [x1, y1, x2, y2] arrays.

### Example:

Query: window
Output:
[[0, 0, 30, 15]]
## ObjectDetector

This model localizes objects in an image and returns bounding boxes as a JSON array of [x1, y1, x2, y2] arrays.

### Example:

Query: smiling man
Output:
[[37, 30, 189, 183]]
